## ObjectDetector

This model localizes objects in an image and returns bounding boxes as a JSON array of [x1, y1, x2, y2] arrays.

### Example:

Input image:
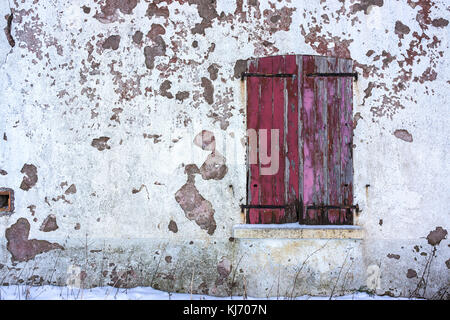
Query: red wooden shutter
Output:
[[245, 55, 354, 225], [301, 56, 354, 225], [246, 55, 299, 224]]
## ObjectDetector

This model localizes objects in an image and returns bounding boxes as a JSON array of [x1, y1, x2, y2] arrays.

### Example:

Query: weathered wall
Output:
[[0, 0, 448, 298]]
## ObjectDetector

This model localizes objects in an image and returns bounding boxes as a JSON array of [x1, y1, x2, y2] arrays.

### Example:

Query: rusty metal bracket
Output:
[[240, 204, 288, 209], [241, 72, 296, 81], [306, 204, 359, 213], [306, 72, 358, 81]]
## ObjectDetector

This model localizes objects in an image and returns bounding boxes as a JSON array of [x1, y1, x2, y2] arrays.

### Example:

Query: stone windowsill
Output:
[[233, 223, 363, 239]]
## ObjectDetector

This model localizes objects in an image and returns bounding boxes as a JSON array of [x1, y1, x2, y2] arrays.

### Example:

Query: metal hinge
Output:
[[306, 204, 359, 213], [306, 72, 358, 81], [241, 72, 296, 81], [240, 204, 288, 209]]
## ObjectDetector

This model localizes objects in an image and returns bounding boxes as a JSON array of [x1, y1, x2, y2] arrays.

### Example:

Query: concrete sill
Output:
[[232, 223, 363, 239]]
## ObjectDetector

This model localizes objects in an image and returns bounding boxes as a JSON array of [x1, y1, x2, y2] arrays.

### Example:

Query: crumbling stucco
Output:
[[0, 0, 448, 299]]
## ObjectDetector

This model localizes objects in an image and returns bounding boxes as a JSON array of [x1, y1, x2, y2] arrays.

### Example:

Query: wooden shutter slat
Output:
[[340, 59, 354, 223], [327, 76, 341, 224], [271, 56, 285, 223], [302, 55, 321, 224], [258, 57, 275, 223], [285, 55, 300, 222], [247, 59, 260, 224]]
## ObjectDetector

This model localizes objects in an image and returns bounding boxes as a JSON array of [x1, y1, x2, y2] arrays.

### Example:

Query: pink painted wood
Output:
[[245, 54, 353, 225], [300, 56, 354, 225]]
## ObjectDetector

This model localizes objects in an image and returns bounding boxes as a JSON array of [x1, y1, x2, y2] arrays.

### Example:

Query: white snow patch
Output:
[[0, 285, 416, 300]]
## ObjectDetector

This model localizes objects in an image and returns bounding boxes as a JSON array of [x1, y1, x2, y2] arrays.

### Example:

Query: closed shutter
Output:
[[301, 56, 354, 224], [244, 55, 355, 225], [245, 55, 300, 224]]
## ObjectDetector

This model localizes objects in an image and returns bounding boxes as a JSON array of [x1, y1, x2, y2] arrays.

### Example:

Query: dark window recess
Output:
[[0, 189, 14, 213], [242, 55, 357, 225]]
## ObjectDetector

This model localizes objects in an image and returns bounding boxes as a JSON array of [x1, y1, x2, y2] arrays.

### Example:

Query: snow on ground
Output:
[[0, 285, 416, 300]]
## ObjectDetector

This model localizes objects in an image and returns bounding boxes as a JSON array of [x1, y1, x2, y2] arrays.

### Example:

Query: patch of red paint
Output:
[[5, 218, 63, 262]]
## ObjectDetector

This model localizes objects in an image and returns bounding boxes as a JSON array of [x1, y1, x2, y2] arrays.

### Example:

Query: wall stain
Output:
[[216, 257, 232, 285], [4, 13, 15, 47], [406, 268, 417, 278], [175, 91, 190, 102], [160, 80, 174, 99], [201, 77, 214, 105], [102, 35, 121, 50], [20, 164, 38, 191], [5, 218, 63, 262], [91, 137, 111, 151], [94, 0, 138, 24], [426, 227, 447, 246], [350, 0, 384, 14], [393, 129, 413, 142], [234, 59, 247, 79], [175, 165, 216, 235], [65, 184, 77, 195], [39, 215, 58, 232], [193, 130, 216, 151], [200, 152, 228, 181], [168, 220, 178, 233]]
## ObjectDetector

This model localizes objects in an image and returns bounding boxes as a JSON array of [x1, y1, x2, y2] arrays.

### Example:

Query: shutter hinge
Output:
[[306, 72, 358, 81], [241, 72, 296, 81], [306, 204, 360, 213]]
